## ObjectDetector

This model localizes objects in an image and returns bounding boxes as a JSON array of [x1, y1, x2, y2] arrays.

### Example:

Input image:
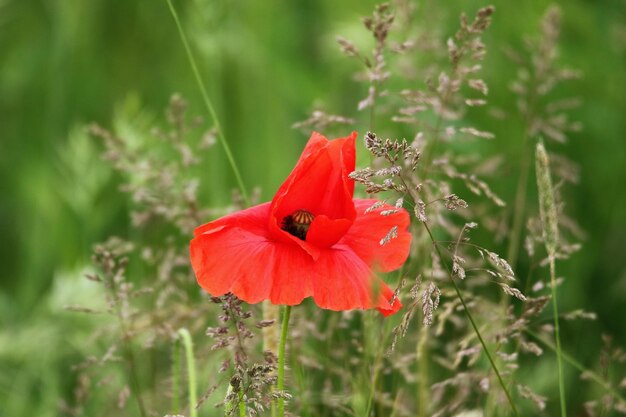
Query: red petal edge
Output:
[[340, 199, 412, 272]]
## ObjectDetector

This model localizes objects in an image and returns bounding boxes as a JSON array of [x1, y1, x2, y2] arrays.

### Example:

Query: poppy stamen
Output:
[[281, 209, 315, 240]]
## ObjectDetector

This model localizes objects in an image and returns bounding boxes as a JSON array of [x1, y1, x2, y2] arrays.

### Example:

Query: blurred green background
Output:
[[1, 0, 625, 415]]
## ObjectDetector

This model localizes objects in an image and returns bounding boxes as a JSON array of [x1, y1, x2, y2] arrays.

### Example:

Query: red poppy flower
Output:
[[190, 132, 411, 316]]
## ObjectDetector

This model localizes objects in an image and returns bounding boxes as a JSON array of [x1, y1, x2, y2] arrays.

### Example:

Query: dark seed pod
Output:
[[281, 209, 315, 240]]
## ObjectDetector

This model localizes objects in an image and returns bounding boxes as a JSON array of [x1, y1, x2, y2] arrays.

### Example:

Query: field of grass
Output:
[[1, 0, 625, 416]]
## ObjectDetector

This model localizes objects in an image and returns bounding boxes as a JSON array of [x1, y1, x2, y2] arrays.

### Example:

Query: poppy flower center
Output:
[[281, 209, 315, 240]]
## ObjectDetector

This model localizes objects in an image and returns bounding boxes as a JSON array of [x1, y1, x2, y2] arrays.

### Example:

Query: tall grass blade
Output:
[[165, 0, 249, 206]]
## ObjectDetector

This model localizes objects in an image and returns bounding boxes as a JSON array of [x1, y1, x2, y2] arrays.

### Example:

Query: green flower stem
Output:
[[165, 0, 250, 206], [177, 328, 198, 417], [277, 306, 292, 417]]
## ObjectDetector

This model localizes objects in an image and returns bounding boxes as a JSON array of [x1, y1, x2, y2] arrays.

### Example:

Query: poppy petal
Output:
[[194, 202, 271, 238], [306, 215, 353, 248], [376, 283, 402, 317], [192, 237, 315, 306], [311, 244, 402, 315], [340, 199, 412, 272], [269, 132, 357, 241], [191, 203, 317, 304], [191, 227, 275, 304], [268, 243, 315, 306]]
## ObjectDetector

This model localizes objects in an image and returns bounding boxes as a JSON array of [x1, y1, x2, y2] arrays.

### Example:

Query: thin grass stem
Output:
[[417, 324, 429, 417], [395, 171, 519, 416], [277, 306, 292, 417], [125, 340, 148, 417], [166, 5, 272, 414], [165, 0, 250, 206], [238, 391, 246, 417], [364, 317, 393, 417], [177, 328, 198, 417], [550, 256, 567, 417], [389, 389, 403, 417], [506, 130, 532, 273], [107, 271, 147, 417], [422, 222, 520, 417], [224, 383, 235, 416]]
